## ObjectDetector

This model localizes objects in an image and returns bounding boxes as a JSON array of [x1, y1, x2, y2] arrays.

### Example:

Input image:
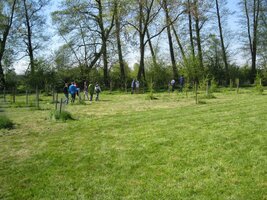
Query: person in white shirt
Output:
[[95, 83, 101, 101]]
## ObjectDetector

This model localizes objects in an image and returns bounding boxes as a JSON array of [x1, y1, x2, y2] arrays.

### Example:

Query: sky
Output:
[[14, 0, 244, 74]]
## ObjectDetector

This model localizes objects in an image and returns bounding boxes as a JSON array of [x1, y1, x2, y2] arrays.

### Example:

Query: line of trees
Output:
[[0, 0, 267, 91]]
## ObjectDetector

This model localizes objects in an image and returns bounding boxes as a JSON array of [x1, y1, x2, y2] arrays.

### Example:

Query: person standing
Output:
[[95, 83, 101, 101], [63, 82, 69, 104], [69, 82, 77, 103], [171, 79, 176, 92], [131, 79, 136, 94], [179, 75, 185, 92], [88, 82, 94, 102]]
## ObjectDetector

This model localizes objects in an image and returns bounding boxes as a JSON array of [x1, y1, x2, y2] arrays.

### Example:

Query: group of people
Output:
[[169, 75, 185, 92], [63, 81, 101, 104], [63, 75, 185, 104], [131, 79, 140, 94]]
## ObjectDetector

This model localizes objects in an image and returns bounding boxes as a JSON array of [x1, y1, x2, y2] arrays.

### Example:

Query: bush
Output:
[[0, 115, 14, 129], [255, 74, 264, 94], [50, 110, 74, 121]]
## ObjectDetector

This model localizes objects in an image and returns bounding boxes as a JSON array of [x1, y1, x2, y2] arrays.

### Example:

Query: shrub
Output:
[[210, 78, 218, 93], [0, 115, 14, 129], [146, 79, 158, 100], [50, 110, 74, 121], [255, 74, 264, 95]]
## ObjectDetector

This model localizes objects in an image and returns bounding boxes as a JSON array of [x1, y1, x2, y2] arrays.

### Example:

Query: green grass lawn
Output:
[[0, 89, 266, 199]]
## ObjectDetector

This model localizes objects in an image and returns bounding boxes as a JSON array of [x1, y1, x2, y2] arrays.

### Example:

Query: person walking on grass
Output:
[[69, 82, 77, 103], [88, 83, 94, 102], [63, 82, 69, 104], [95, 83, 101, 101]]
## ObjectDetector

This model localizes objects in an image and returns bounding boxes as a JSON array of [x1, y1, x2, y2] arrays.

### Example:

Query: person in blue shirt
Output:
[[131, 79, 136, 94], [69, 82, 77, 103]]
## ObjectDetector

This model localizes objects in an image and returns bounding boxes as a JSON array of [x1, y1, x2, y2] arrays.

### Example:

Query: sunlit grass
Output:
[[0, 88, 266, 199]]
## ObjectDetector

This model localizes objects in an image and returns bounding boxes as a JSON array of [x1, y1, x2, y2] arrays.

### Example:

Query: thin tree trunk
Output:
[[188, 0, 195, 58], [163, 0, 178, 80], [137, 0, 146, 81], [215, 0, 229, 84], [138, 36, 146, 81], [114, 1, 125, 88], [146, 30, 157, 66], [194, 0, 204, 72], [244, 0, 260, 83], [98, 0, 109, 87], [23, 0, 35, 75], [0, 0, 17, 89], [251, 0, 260, 83], [171, 24, 186, 63]]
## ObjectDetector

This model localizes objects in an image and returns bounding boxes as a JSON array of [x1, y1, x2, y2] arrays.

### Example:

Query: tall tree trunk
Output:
[[215, 0, 229, 85], [171, 24, 186, 63], [137, 0, 146, 81], [163, 0, 178, 80], [194, 0, 204, 73], [137, 36, 146, 81], [244, 0, 260, 83], [188, 0, 195, 58], [23, 0, 35, 76], [114, 1, 125, 88], [98, 0, 109, 87], [0, 0, 17, 89], [251, 0, 260, 83]]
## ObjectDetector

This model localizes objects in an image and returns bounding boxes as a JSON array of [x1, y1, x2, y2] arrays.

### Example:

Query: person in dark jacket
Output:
[[63, 83, 69, 104]]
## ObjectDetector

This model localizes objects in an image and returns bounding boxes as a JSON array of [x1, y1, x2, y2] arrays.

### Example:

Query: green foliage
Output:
[[109, 62, 132, 89], [198, 77, 209, 91], [254, 74, 264, 94], [146, 78, 157, 100], [145, 59, 172, 90], [0, 115, 14, 129], [210, 78, 218, 93], [182, 54, 202, 82], [50, 110, 74, 121], [229, 79, 233, 90]]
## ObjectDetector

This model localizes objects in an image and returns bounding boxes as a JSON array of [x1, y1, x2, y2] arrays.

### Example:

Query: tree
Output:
[[17, 0, 50, 78], [114, 0, 126, 88], [215, 0, 230, 84], [240, 0, 262, 83], [52, 0, 115, 87], [127, 0, 167, 82], [0, 0, 17, 89], [162, 0, 178, 80]]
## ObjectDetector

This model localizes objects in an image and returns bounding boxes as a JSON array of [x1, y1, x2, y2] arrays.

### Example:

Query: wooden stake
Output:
[[36, 86, 39, 108], [195, 82, 198, 104], [55, 93, 58, 110], [60, 98, 63, 114], [26, 90, 29, 107], [3, 88, 6, 102], [13, 87, 15, 103]]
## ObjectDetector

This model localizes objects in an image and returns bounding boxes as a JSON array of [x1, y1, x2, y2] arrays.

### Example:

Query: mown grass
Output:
[[0, 89, 266, 199]]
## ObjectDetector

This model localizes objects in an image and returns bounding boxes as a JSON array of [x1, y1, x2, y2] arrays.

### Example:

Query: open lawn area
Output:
[[0, 89, 267, 199]]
